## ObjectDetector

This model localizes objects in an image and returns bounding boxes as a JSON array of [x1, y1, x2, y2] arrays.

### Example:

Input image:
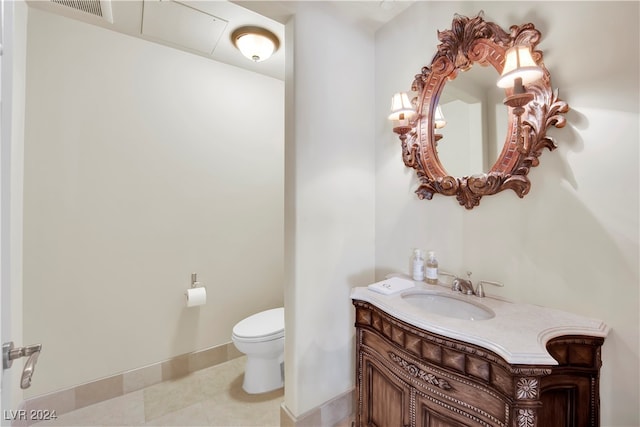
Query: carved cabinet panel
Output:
[[361, 353, 411, 427], [353, 300, 604, 427]]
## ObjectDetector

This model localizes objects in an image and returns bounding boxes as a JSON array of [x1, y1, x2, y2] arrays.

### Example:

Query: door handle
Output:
[[2, 342, 42, 389]]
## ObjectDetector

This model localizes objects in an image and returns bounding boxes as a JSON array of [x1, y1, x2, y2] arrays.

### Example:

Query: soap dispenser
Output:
[[412, 249, 425, 281], [425, 251, 439, 284]]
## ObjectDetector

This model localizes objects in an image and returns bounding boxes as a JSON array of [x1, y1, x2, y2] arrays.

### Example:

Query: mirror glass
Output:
[[436, 64, 508, 178]]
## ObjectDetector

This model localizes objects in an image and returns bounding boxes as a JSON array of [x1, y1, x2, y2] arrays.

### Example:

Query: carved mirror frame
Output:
[[399, 13, 569, 209]]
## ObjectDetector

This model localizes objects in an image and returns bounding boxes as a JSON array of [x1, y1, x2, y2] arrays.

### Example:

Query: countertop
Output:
[[351, 277, 609, 365]]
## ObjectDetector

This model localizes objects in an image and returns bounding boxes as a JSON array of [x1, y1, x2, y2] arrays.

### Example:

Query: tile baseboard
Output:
[[20, 342, 243, 426]]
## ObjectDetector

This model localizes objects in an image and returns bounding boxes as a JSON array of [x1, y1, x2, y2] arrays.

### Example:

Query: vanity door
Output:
[[539, 376, 592, 427], [360, 352, 412, 427]]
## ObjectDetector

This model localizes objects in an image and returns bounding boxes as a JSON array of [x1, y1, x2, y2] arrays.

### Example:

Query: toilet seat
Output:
[[232, 307, 284, 342]]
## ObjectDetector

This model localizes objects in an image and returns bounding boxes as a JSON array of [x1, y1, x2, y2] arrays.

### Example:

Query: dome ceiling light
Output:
[[231, 26, 280, 63]]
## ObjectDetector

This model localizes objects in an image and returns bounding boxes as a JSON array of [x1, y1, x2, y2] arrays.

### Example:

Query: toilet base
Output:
[[242, 355, 284, 394]]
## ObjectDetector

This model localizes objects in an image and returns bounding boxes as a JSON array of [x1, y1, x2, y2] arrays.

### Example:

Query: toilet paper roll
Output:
[[186, 287, 207, 307]]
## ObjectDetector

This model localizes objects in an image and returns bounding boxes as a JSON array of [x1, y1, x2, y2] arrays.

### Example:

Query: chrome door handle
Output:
[[2, 342, 42, 389]]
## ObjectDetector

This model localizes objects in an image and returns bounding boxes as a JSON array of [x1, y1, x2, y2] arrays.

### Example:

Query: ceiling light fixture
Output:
[[231, 26, 280, 63]]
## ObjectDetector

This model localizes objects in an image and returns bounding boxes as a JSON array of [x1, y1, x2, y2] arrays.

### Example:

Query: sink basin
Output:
[[402, 291, 495, 320]]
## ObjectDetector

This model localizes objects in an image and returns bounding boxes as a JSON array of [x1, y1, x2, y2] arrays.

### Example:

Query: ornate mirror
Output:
[[390, 13, 569, 209]]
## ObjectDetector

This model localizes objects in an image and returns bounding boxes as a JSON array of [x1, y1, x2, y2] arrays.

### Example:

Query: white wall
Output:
[[375, 2, 639, 426], [283, 2, 375, 418], [22, 8, 284, 397]]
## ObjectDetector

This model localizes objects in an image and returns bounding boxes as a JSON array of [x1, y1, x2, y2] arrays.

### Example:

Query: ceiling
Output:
[[26, 0, 415, 81]]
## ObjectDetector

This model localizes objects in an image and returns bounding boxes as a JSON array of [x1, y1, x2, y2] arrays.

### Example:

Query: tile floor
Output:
[[33, 357, 284, 426]]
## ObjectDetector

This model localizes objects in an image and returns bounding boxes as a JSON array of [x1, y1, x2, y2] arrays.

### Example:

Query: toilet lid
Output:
[[232, 307, 284, 340]]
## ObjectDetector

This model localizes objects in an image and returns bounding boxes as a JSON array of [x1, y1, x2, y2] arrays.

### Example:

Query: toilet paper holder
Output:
[[184, 273, 207, 307], [190, 272, 201, 288], [184, 273, 207, 298], [185, 272, 206, 293]]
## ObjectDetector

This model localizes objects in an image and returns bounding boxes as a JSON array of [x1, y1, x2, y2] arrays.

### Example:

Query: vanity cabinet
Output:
[[353, 300, 604, 427]]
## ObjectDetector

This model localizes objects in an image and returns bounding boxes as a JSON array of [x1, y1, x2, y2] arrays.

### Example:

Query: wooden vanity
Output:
[[352, 287, 608, 427]]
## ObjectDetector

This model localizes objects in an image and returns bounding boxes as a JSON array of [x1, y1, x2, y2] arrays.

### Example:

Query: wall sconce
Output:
[[388, 92, 417, 141], [231, 26, 280, 62], [388, 92, 420, 168], [497, 45, 544, 153]]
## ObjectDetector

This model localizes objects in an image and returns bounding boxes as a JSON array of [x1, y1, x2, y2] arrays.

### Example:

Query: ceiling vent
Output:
[[50, 0, 113, 23]]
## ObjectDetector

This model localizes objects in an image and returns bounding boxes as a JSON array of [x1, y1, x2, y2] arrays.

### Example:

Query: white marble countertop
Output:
[[351, 277, 609, 365]]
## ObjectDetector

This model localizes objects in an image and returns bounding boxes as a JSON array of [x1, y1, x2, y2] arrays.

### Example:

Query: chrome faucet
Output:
[[451, 272, 504, 298], [452, 272, 475, 295]]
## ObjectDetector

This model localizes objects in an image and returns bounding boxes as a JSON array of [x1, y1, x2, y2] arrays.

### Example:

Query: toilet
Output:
[[231, 307, 284, 394]]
